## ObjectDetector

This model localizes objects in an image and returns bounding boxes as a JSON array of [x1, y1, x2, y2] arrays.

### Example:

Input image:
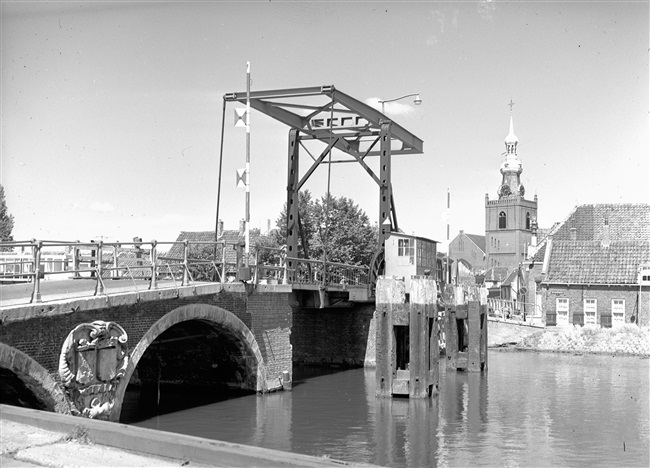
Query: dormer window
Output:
[[499, 211, 506, 229]]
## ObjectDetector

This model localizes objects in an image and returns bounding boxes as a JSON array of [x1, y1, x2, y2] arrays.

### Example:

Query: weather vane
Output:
[[508, 98, 515, 113]]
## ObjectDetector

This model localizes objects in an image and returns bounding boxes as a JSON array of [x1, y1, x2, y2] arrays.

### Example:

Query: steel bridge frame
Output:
[[223, 85, 424, 281]]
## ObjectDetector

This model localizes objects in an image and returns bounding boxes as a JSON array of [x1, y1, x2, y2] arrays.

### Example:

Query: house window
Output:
[[556, 298, 569, 325], [584, 299, 597, 325], [612, 299, 625, 327], [398, 239, 414, 264], [526, 212, 531, 230], [499, 211, 506, 229]]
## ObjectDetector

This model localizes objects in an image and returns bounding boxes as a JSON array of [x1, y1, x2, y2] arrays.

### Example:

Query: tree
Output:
[[0, 184, 15, 245], [275, 191, 378, 266], [311, 194, 378, 266], [274, 190, 317, 259]]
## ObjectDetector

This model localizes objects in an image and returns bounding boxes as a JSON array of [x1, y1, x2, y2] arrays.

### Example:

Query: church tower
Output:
[[485, 107, 538, 271]]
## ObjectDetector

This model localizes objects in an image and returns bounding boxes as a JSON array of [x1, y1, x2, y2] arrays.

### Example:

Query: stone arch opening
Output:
[[114, 304, 267, 422], [0, 343, 70, 414]]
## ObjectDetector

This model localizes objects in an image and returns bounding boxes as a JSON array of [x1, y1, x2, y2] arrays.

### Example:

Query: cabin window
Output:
[[499, 211, 506, 229], [556, 298, 569, 325], [398, 239, 414, 264], [584, 299, 597, 325], [612, 299, 625, 327], [526, 212, 531, 230]]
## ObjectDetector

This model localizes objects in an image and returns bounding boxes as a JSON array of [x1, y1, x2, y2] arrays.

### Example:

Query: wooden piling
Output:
[[445, 285, 488, 372], [376, 275, 438, 398]]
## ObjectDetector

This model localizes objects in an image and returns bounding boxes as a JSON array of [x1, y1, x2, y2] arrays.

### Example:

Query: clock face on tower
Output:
[[499, 184, 512, 197]]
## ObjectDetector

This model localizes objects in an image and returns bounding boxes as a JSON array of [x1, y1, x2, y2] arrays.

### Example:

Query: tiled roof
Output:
[[552, 203, 650, 241], [546, 241, 650, 284], [542, 203, 650, 285], [529, 243, 546, 263], [166, 229, 263, 266], [465, 233, 486, 253], [484, 266, 511, 282], [501, 270, 519, 287]]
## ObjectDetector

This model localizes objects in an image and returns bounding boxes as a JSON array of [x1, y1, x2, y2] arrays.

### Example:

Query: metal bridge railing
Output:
[[0, 240, 372, 304], [0, 239, 236, 303], [285, 256, 369, 286], [487, 297, 543, 322]]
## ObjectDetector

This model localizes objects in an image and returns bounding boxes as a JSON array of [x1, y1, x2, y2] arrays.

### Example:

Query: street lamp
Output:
[[378, 93, 422, 114]]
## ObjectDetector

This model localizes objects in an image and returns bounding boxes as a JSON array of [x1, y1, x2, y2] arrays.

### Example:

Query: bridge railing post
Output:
[[253, 249, 259, 285], [95, 241, 104, 295], [113, 242, 120, 279], [73, 241, 82, 279], [182, 239, 189, 286], [218, 242, 224, 283], [30, 240, 42, 303], [150, 240, 158, 290]]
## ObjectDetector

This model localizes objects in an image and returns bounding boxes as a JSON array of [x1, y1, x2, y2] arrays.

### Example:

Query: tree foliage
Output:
[[274, 191, 377, 266], [0, 184, 15, 244]]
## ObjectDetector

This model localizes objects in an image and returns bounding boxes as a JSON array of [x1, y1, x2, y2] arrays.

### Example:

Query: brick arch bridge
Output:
[[0, 284, 295, 421], [0, 342, 70, 413], [113, 303, 268, 421], [0, 282, 376, 421]]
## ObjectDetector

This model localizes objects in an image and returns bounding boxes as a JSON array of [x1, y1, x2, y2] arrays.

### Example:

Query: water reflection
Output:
[[132, 352, 650, 467]]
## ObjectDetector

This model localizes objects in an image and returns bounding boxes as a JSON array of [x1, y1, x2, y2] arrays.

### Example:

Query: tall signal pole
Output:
[[245, 61, 251, 268]]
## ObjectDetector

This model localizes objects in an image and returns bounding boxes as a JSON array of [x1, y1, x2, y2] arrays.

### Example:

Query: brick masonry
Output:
[[291, 303, 376, 367], [0, 284, 294, 413], [540, 284, 650, 327]]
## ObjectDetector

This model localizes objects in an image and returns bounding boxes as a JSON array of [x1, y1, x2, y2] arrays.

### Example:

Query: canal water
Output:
[[129, 351, 649, 467]]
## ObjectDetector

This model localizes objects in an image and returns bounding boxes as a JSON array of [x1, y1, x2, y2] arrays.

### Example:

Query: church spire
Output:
[[498, 100, 524, 198]]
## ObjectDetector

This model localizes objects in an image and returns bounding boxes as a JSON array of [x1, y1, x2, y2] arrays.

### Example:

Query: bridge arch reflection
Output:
[[114, 304, 268, 422]]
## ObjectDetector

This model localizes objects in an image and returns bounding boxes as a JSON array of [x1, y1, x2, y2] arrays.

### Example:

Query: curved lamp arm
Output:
[[378, 93, 422, 113]]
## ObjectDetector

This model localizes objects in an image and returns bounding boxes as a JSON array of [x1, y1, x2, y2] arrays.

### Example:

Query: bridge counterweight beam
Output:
[[286, 129, 301, 282], [379, 121, 393, 252]]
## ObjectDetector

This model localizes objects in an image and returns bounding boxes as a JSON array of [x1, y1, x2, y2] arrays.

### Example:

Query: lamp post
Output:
[[378, 93, 422, 114]]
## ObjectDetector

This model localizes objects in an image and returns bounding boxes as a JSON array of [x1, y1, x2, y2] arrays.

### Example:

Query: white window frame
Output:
[[584, 298, 597, 325], [556, 298, 569, 325], [397, 239, 414, 265], [611, 299, 625, 327]]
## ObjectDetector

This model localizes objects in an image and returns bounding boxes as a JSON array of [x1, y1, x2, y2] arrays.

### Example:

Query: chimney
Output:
[[527, 218, 539, 258], [217, 219, 224, 238], [530, 218, 538, 248], [239, 219, 245, 234], [602, 217, 610, 248], [267, 219, 271, 235], [569, 218, 577, 241]]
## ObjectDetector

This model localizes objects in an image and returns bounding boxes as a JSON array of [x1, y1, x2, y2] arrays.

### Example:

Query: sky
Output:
[[1, 0, 648, 251]]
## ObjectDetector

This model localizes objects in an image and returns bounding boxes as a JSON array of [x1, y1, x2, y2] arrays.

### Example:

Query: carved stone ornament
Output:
[[58, 320, 128, 419]]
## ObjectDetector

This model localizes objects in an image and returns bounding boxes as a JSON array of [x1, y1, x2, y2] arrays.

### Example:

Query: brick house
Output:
[[448, 230, 486, 272], [529, 204, 650, 327]]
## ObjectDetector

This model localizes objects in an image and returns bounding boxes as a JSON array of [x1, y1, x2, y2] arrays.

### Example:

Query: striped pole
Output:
[[245, 61, 251, 267]]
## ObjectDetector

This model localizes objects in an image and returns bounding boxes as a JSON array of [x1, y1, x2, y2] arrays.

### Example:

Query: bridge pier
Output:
[[375, 276, 439, 398], [444, 285, 488, 372]]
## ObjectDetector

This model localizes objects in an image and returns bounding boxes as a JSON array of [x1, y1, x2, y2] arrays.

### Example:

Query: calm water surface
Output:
[[132, 351, 649, 467]]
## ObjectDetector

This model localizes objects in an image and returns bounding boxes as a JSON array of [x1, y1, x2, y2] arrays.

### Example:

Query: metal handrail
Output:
[[0, 239, 235, 303], [0, 239, 373, 303]]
